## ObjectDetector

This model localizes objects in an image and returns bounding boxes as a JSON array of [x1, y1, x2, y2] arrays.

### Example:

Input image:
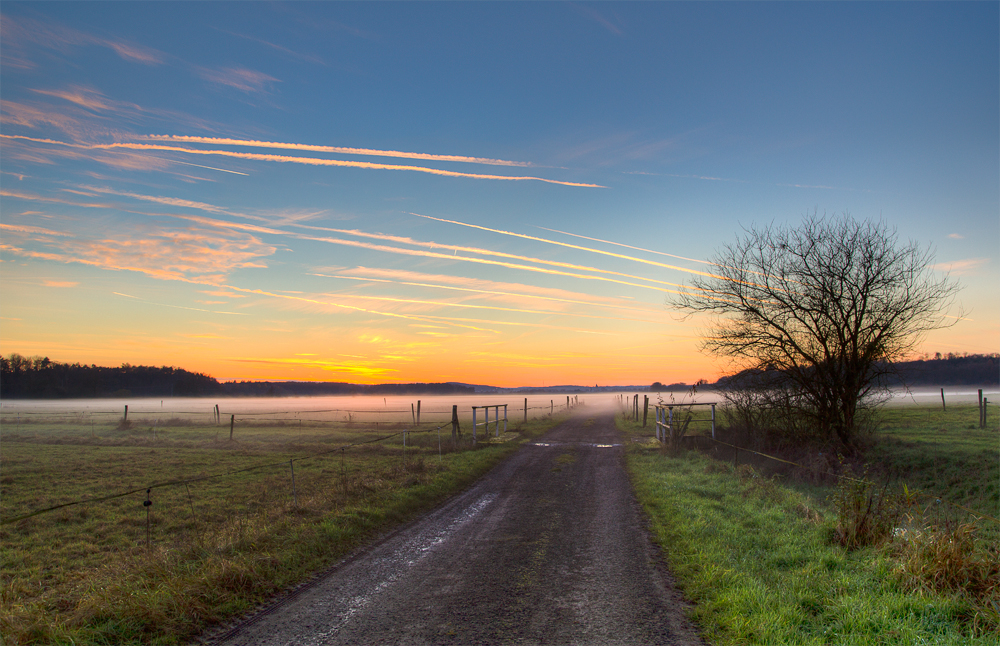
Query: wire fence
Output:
[[633, 400, 1000, 527], [0, 396, 586, 528]]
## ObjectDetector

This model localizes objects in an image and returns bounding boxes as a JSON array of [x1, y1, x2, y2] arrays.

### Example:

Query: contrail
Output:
[[142, 135, 533, 167], [0, 135, 602, 187], [291, 232, 714, 298], [212, 284, 503, 334], [290, 224, 703, 292], [309, 282, 666, 323], [416, 213, 775, 291], [319, 273, 661, 314], [149, 156, 249, 175], [536, 226, 715, 266], [414, 214, 721, 278]]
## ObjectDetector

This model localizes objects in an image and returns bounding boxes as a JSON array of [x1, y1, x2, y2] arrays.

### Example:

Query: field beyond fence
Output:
[[0, 394, 583, 645], [619, 401, 1000, 644]]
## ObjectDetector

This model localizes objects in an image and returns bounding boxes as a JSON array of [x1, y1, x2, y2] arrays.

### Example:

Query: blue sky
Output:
[[1, 2, 996, 386]]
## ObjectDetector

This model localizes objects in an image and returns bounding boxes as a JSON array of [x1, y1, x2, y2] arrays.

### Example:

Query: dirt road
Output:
[[209, 409, 702, 645]]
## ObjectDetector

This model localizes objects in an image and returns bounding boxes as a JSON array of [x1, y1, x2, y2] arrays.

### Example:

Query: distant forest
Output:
[[0, 353, 995, 399], [889, 353, 999, 386], [0, 354, 473, 398]]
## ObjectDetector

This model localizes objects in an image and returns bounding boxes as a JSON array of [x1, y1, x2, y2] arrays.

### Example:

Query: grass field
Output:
[[0, 406, 571, 645], [621, 404, 1000, 645]]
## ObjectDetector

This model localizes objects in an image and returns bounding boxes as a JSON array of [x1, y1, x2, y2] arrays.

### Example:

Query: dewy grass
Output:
[[619, 410, 999, 645], [0, 413, 567, 645]]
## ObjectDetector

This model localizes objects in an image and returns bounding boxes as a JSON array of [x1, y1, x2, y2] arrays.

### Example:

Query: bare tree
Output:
[[676, 213, 960, 447]]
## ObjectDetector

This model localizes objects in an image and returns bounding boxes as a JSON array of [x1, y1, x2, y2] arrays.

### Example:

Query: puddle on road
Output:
[[530, 442, 621, 448]]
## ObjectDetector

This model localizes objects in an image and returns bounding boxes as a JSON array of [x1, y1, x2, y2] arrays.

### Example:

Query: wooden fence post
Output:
[[124, 405, 128, 422], [411, 403, 416, 425], [642, 396, 649, 427], [229, 414, 234, 440], [941, 387, 946, 411], [417, 400, 421, 425], [451, 405, 459, 445], [979, 389, 984, 428], [524, 397, 528, 423]]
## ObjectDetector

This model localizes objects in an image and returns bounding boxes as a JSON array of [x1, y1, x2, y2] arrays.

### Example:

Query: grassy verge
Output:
[[1, 412, 569, 644], [620, 407, 999, 645]]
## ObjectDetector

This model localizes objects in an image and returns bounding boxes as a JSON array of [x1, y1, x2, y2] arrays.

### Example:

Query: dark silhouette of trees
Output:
[[675, 213, 960, 447], [0, 354, 224, 398]]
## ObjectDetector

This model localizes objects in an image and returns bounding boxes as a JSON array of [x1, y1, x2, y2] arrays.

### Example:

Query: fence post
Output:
[[229, 414, 235, 440], [524, 397, 528, 423], [411, 403, 416, 425], [124, 405, 128, 423], [941, 387, 946, 411], [143, 488, 152, 549], [417, 400, 421, 425], [472, 407, 478, 445], [485, 406, 490, 440], [452, 405, 459, 445], [711, 403, 716, 440], [642, 396, 649, 427], [979, 389, 984, 428], [290, 460, 298, 507], [984, 398, 988, 428], [503, 404, 508, 435], [551, 400, 553, 415], [567, 395, 570, 409]]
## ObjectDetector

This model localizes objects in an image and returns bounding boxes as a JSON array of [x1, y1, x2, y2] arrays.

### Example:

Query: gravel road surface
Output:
[[208, 408, 703, 645]]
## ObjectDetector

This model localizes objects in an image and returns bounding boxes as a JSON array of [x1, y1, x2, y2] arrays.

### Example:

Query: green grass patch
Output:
[[620, 406, 999, 645], [1, 413, 568, 644]]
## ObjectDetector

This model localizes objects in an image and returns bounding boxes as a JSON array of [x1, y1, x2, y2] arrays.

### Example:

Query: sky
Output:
[[1, 2, 997, 387]]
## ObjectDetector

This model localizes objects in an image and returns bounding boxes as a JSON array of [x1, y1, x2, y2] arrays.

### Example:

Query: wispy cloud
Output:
[[195, 66, 279, 93], [227, 356, 397, 380], [1, 13, 165, 68], [113, 292, 247, 316], [216, 29, 326, 65], [42, 280, 78, 288], [947, 233, 964, 240], [571, 3, 625, 36], [1, 219, 276, 282], [932, 258, 989, 276], [0, 222, 75, 237]]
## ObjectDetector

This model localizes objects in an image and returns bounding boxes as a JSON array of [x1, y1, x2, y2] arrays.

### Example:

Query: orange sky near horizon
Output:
[[1, 4, 996, 387]]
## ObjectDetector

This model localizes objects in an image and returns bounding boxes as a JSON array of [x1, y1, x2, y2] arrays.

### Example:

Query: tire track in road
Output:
[[209, 409, 703, 645]]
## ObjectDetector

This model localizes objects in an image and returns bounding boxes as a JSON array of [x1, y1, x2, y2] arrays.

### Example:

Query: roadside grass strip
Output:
[[625, 442, 996, 645], [0, 414, 567, 645]]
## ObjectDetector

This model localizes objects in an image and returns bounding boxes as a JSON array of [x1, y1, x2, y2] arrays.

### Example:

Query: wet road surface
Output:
[[209, 410, 702, 645]]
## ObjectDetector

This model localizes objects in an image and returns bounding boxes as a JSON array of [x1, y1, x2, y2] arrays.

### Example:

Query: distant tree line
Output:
[[0, 354, 475, 398], [0, 354, 224, 398], [890, 353, 999, 386]]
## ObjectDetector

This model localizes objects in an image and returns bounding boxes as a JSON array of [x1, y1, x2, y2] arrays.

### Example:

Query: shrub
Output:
[[830, 469, 911, 549]]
